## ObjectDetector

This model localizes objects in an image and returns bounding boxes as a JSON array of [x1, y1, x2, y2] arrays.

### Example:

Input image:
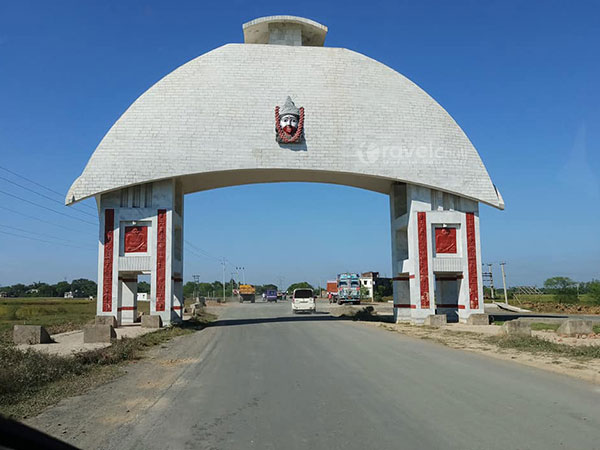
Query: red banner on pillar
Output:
[[466, 212, 479, 309], [156, 209, 166, 312], [102, 209, 114, 312], [417, 212, 430, 308]]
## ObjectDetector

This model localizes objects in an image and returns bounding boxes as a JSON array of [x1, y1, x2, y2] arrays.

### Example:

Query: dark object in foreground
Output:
[[0, 416, 79, 449]]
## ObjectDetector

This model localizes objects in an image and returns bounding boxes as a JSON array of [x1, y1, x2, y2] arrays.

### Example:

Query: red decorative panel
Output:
[[124, 226, 148, 253], [435, 227, 457, 254], [102, 209, 114, 312], [466, 212, 479, 309], [417, 212, 430, 308], [156, 209, 166, 312]]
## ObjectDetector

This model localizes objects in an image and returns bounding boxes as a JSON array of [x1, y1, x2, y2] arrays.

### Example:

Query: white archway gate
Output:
[[67, 16, 503, 325]]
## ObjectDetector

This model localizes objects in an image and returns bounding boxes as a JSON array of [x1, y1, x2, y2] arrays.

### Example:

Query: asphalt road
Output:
[[31, 301, 600, 449]]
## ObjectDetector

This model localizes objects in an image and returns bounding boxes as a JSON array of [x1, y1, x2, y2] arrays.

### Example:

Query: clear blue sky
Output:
[[0, 0, 598, 288]]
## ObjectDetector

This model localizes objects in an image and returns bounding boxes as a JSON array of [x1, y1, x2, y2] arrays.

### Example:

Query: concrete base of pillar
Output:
[[95, 315, 118, 328], [424, 314, 447, 327], [394, 306, 412, 323], [84, 324, 116, 343], [465, 313, 489, 325], [410, 309, 436, 324], [142, 315, 163, 328]]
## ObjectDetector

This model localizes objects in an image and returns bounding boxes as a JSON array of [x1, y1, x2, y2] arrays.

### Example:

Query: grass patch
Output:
[[486, 335, 600, 359], [0, 313, 216, 419], [0, 298, 151, 344]]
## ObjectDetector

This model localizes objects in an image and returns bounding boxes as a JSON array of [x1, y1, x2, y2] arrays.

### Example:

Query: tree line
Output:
[[0, 279, 97, 298], [182, 280, 321, 299], [542, 277, 600, 304]]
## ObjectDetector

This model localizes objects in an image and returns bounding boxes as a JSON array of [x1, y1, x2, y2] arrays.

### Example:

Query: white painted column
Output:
[[390, 184, 411, 322], [120, 279, 138, 324], [406, 185, 436, 323]]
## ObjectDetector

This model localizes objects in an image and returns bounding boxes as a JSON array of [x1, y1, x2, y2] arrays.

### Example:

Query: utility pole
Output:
[[230, 272, 235, 301], [220, 258, 226, 303], [482, 264, 495, 300], [500, 262, 508, 305], [192, 274, 200, 301], [488, 263, 495, 299]]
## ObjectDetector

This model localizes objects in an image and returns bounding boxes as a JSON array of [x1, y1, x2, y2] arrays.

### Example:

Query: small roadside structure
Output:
[[501, 320, 531, 337], [13, 325, 52, 345], [557, 320, 593, 337]]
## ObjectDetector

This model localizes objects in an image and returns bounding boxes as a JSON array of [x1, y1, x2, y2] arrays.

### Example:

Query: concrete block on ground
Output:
[[141, 315, 163, 328], [83, 324, 116, 343], [466, 314, 489, 325], [557, 320, 593, 337], [501, 320, 531, 337], [13, 325, 52, 345], [424, 314, 447, 327], [95, 315, 118, 328]]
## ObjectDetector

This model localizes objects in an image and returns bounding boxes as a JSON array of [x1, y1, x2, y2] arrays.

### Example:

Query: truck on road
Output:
[[337, 273, 361, 305], [326, 280, 338, 303], [265, 289, 278, 302], [239, 284, 256, 303]]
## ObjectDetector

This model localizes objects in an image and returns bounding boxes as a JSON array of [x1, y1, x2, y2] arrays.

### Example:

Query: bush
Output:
[[554, 288, 579, 304], [588, 280, 600, 305], [0, 347, 85, 398], [544, 276, 579, 304]]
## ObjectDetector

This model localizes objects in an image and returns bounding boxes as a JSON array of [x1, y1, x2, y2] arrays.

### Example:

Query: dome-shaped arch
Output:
[[66, 43, 503, 209]]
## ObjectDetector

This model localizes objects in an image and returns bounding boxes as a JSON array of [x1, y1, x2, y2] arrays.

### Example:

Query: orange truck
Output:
[[239, 284, 256, 303], [326, 280, 338, 303]]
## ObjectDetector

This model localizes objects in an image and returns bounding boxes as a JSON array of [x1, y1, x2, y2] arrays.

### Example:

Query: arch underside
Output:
[[127, 168, 485, 205]]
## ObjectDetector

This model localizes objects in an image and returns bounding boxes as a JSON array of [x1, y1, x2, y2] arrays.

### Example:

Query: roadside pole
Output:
[[500, 262, 508, 305], [193, 274, 200, 302], [221, 258, 226, 303]]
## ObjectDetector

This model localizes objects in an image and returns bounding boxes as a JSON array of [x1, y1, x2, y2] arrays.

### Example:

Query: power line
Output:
[[0, 189, 97, 226], [0, 175, 97, 218], [0, 165, 96, 211], [185, 245, 220, 263], [0, 230, 96, 251], [0, 224, 93, 247], [0, 205, 91, 234], [184, 239, 220, 261]]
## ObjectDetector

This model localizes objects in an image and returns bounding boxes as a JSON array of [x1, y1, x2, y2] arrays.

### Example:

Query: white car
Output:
[[291, 288, 316, 314]]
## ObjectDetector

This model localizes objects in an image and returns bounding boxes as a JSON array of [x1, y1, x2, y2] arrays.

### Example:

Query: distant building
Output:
[[360, 272, 379, 299], [137, 292, 148, 301], [0, 291, 7, 298], [64, 291, 74, 299], [360, 272, 392, 300]]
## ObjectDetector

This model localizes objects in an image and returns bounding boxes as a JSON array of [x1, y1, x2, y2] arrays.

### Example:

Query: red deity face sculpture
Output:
[[279, 114, 299, 136]]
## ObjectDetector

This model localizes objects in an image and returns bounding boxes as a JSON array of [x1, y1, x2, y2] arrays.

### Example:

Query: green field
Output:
[[511, 293, 595, 304], [0, 298, 150, 344]]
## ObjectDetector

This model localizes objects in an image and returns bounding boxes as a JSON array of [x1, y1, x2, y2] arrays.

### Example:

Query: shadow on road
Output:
[[209, 313, 395, 328]]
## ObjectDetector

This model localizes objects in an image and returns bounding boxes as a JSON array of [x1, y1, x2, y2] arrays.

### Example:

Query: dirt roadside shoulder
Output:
[[23, 315, 221, 449], [363, 321, 600, 385]]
